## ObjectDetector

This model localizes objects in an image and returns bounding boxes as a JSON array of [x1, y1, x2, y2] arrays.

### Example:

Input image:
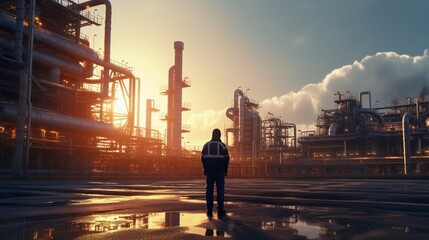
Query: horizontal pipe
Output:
[[0, 11, 132, 78], [0, 102, 121, 137], [0, 35, 89, 77]]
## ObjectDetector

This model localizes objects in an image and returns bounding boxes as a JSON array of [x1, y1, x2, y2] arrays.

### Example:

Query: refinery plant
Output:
[[223, 88, 429, 176], [1, 0, 429, 178], [265, 92, 429, 176], [0, 0, 189, 177]]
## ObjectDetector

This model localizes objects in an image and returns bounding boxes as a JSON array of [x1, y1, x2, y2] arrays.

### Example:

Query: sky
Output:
[[83, 0, 429, 147]]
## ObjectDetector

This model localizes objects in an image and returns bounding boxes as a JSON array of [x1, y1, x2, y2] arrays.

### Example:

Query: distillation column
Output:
[[173, 41, 184, 156], [146, 99, 159, 138], [166, 41, 185, 156]]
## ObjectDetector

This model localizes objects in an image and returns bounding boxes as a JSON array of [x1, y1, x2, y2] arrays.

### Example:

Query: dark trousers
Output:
[[206, 171, 225, 211]]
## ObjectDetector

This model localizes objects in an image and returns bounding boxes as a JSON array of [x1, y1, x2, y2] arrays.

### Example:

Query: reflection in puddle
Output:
[[72, 212, 208, 231], [1, 211, 232, 239], [261, 214, 324, 239], [70, 212, 230, 238], [2, 205, 423, 239], [290, 221, 322, 239], [70, 194, 178, 205], [179, 196, 206, 204]]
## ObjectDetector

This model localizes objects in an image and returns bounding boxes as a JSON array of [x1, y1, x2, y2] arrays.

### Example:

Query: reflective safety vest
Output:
[[201, 140, 229, 173], [203, 141, 227, 158]]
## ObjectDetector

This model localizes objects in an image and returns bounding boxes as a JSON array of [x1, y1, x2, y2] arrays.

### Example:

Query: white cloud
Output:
[[185, 109, 228, 146], [260, 51, 429, 127], [186, 51, 429, 145]]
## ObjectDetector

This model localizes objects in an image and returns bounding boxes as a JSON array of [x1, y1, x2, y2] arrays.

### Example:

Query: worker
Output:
[[201, 128, 230, 218]]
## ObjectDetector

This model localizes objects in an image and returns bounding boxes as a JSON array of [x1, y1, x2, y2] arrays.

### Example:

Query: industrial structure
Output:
[[265, 91, 429, 176], [1, 0, 429, 178], [160, 41, 190, 157], [226, 88, 261, 161], [0, 0, 170, 177], [224, 89, 429, 176]]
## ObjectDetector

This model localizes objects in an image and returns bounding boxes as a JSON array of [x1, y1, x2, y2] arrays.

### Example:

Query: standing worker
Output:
[[201, 128, 230, 218]]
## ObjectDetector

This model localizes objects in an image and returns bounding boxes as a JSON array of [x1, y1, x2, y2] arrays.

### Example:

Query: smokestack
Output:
[[173, 41, 184, 156]]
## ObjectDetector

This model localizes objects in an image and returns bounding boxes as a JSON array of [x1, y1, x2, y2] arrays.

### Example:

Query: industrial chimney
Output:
[[164, 41, 190, 156]]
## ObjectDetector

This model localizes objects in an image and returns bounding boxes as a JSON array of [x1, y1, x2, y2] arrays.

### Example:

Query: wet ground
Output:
[[0, 178, 428, 240]]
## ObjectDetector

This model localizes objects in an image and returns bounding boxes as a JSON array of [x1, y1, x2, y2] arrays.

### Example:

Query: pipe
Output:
[[232, 88, 244, 148], [13, 0, 26, 177], [25, 0, 36, 171], [136, 77, 141, 128], [359, 91, 371, 108], [173, 41, 184, 156], [33, 50, 87, 77], [415, 98, 420, 128], [299, 133, 361, 143], [232, 89, 244, 150], [239, 94, 246, 156], [129, 76, 135, 131], [166, 65, 174, 154], [328, 123, 341, 136], [146, 99, 153, 138], [47, 68, 60, 83], [0, 66, 76, 93], [0, 11, 131, 78], [70, 0, 112, 96], [0, 102, 121, 137], [13, 4, 24, 63], [354, 108, 384, 127], [0, 34, 92, 78], [234, 89, 244, 110], [226, 107, 234, 120], [402, 112, 411, 175]]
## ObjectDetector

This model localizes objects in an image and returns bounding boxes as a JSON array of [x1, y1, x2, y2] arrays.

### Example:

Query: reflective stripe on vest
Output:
[[204, 141, 225, 158]]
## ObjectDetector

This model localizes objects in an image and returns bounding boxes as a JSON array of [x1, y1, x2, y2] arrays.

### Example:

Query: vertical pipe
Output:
[[146, 99, 152, 138], [13, 0, 26, 177], [415, 98, 420, 128], [103, 2, 112, 95], [359, 91, 371, 108], [24, 0, 36, 171], [167, 66, 174, 155], [136, 77, 140, 128], [418, 138, 422, 155], [343, 140, 347, 157], [72, 0, 112, 114], [233, 89, 243, 150], [110, 80, 116, 122], [402, 112, 411, 175], [128, 77, 135, 131], [239, 96, 246, 158], [173, 41, 184, 156]]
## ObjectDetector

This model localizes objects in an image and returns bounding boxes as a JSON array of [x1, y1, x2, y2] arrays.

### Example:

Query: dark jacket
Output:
[[201, 139, 230, 174]]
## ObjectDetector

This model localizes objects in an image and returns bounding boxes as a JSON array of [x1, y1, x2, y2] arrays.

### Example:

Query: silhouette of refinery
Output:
[[1, 0, 429, 178]]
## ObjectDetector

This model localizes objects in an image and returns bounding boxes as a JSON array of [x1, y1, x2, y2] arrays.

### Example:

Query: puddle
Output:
[[187, 227, 231, 237], [69, 194, 178, 205], [263, 213, 321, 239], [261, 216, 337, 239], [1, 212, 231, 239], [69, 211, 209, 231], [290, 221, 322, 239], [179, 196, 206, 204], [2, 193, 428, 239]]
